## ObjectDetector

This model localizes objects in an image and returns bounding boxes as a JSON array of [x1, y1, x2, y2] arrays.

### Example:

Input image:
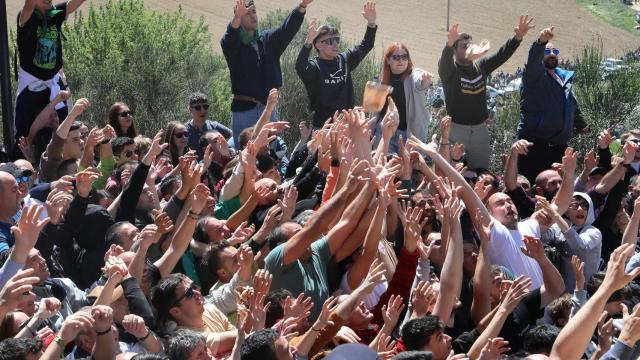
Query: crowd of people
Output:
[[2, 0, 640, 359]]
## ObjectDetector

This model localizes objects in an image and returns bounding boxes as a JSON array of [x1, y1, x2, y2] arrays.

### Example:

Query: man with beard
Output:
[[517, 27, 586, 183]]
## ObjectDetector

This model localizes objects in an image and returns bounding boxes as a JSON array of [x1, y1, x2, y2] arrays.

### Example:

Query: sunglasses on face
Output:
[[174, 132, 189, 139], [320, 36, 340, 46], [123, 150, 134, 158], [390, 54, 409, 61], [119, 110, 134, 117], [544, 48, 560, 56], [16, 176, 30, 184], [171, 283, 200, 308], [192, 104, 209, 111]]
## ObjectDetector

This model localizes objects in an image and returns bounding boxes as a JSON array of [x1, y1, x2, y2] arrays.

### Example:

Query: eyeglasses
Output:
[[544, 48, 560, 56], [171, 283, 200, 308], [174, 132, 189, 139], [192, 104, 209, 111], [320, 36, 340, 46], [15, 176, 30, 184], [568, 201, 589, 210], [390, 54, 409, 61], [119, 110, 134, 117], [626, 138, 640, 144]]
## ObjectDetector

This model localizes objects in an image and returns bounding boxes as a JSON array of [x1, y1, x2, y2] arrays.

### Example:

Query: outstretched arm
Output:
[[477, 15, 534, 74], [282, 161, 366, 266]]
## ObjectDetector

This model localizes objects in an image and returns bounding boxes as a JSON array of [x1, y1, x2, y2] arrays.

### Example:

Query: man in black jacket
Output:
[[221, 0, 313, 148], [296, 1, 377, 129], [438, 16, 534, 169]]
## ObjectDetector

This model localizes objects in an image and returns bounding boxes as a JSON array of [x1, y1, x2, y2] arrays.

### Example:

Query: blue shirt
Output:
[[185, 120, 232, 159], [0, 222, 15, 254]]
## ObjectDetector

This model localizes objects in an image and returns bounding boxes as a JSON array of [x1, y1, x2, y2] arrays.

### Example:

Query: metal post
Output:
[[446, 0, 451, 31], [0, 1, 14, 152]]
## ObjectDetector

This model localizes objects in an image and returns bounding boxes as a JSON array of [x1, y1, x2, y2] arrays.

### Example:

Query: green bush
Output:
[[61, 0, 229, 134]]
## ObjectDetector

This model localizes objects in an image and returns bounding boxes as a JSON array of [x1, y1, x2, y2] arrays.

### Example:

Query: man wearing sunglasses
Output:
[[222, 0, 314, 147], [185, 92, 232, 161], [296, 1, 377, 129], [439, 15, 535, 170], [518, 27, 586, 184]]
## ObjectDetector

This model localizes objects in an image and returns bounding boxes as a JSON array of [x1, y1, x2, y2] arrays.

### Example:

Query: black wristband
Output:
[[100, 139, 110, 145], [96, 328, 112, 336], [138, 329, 152, 341], [330, 158, 340, 167]]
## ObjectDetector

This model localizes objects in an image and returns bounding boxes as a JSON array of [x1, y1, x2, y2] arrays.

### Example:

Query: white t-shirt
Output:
[[487, 218, 544, 289]]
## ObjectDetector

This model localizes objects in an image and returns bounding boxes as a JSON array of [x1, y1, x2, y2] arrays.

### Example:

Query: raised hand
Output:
[[514, 15, 535, 41], [346, 159, 371, 189], [234, 0, 249, 18], [499, 275, 531, 313], [189, 183, 210, 214], [306, 17, 320, 45], [538, 26, 554, 43], [0, 269, 40, 313], [69, 98, 90, 118], [76, 167, 102, 197], [623, 140, 638, 165], [122, 314, 149, 339], [440, 116, 452, 141], [313, 296, 338, 331], [58, 312, 95, 345], [562, 147, 578, 176], [381, 294, 405, 330], [284, 293, 314, 321], [17, 137, 34, 163], [421, 71, 434, 87], [144, 130, 169, 164], [91, 305, 114, 334], [447, 23, 462, 47], [571, 255, 585, 292], [362, 1, 376, 25], [511, 139, 533, 156], [411, 280, 437, 318], [403, 202, 425, 253], [602, 243, 640, 292], [12, 205, 50, 257], [229, 222, 255, 246], [35, 297, 61, 320], [583, 149, 597, 173], [372, 334, 397, 360], [598, 128, 615, 150], [152, 210, 174, 235], [478, 337, 510, 360], [520, 235, 545, 262], [278, 185, 298, 222]]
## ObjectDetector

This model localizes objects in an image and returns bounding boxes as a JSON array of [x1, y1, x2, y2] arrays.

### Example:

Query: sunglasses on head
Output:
[[119, 110, 134, 117], [544, 48, 560, 56], [174, 132, 189, 139], [171, 283, 200, 308], [390, 54, 409, 61], [192, 104, 209, 111], [320, 36, 340, 46]]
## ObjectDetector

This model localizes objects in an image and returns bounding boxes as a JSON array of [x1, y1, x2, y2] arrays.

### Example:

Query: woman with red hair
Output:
[[376, 43, 433, 153]]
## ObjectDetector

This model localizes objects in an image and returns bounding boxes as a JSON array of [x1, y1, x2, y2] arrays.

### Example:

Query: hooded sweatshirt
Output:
[[547, 192, 602, 292]]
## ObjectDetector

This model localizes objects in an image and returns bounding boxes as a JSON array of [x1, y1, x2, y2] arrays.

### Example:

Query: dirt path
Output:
[[6, 0, 640, 74]]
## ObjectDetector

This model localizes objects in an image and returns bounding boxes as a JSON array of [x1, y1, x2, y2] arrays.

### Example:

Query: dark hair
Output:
[[198, 130, 221, 151], [0, 337, 43, 360], [240, 328, 279, 360], [523, 324, 560, 355], [163, 121, 189, 165], [131, 354, 170, 360], [267, 222, 297, 250], [108, 102, 137, 138], [150, 273, 187, 326], [237, 127, 254, 152], [256, 151, 277, 174], [312, 25, 340, 49], [111, 137, 135, 157], [88, 189, 112, 207], [587, 272, 630, 301], [0, 312, 18, 340], [188, 92, 208, 106], [392, 351, 434, 360], [57, 158, 78, 179], [452, 33, 472, 48], [159, 176, 180, 200], [203, 241, 231, 275], [193, 216, 213, 244], [114, 160, 139, 184], [476, 168, 500, 189], [401, 316, 445, 351], [69, 121, 82, 132], [105, 221, 133, 247], [547, 293, 572, 327], [265, 289, 293, 328], [166, 329, 206, 360]]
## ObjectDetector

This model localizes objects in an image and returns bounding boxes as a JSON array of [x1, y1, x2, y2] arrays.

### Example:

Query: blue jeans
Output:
[[372, 122, 407, 155], [230, 104, 278, 150]]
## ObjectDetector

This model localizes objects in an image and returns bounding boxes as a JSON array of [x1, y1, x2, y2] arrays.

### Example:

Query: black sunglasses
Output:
[[390, 54, 409, 61], [171, 283, 200, 308], [124, 150, 134, 158], [192, 104, 209, 111], [320, 36, 340, 46], [119, 110, 134, 117], [174, 132, 189, 139]]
